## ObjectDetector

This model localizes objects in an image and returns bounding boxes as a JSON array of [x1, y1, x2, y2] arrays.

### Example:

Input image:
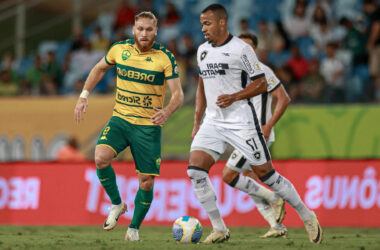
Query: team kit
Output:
[[74, 3, 322, 245]]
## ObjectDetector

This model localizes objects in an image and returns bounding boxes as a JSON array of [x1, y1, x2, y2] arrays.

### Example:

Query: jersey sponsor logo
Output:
[[117, 67, 156, 82], [242, 54, 255, 74], [143, 96, 152, 107], [117, 92, 142, 104], [199, 63, 229, 77], [200, 51, 207, 61], [122, 50, 131, 60], [222, 52, 230, 56]]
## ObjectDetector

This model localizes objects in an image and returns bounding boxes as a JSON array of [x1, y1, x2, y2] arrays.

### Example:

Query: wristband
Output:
[[79, 90, 89, 99]]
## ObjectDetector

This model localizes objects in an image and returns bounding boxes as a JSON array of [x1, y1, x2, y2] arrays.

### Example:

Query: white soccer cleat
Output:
[[125, 227, 140, 241], [103, 202, 127, 231], [260, 225, 288, 238], [273, 197, 286, 224], [202, 229, 230, 244], [304, 212, 323, 244]]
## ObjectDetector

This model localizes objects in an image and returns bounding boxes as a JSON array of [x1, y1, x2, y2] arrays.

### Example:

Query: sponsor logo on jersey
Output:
[[116, 67, 156, 82], [117, 92, 142, 104], [200, 51, 208, 61], [143, 96, 152, 106], [200, 63, 229, 77], [222, 52, 230, 56], [242, 54, 255, 74], [122, 50, 131, 60]]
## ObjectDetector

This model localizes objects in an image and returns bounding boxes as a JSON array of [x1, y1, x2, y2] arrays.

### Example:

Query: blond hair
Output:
[[135, 11, 158, 26]]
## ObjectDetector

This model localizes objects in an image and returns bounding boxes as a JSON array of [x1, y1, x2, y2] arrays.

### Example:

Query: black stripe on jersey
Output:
[[247, 100, 271, 161], [268, 82, 282, 93], [250, 73, 265, 82], [261, 92, 268, 125], [241, 70, 248, 88]]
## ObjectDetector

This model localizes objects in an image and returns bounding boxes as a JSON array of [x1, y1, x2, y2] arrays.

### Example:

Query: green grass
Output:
[[1, 226, 380, 250]]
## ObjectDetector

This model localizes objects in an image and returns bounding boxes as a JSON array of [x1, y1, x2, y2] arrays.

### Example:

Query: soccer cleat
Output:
[[202, 229, 230, 244], [260, 225, 288, 238], [304, 212, 323, 244], [273, 197, 286, 224], [125, 227, 140, 241], [103, 202, 127, 231]]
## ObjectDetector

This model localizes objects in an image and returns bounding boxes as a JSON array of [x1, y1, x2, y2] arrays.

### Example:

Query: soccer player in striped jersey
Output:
[[74, 11, 183, 241], [223, 32, 290, 238], [188, 4, 322, 244]]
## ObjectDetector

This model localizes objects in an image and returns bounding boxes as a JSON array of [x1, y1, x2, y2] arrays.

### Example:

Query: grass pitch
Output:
[[0, 226, 379, 250]]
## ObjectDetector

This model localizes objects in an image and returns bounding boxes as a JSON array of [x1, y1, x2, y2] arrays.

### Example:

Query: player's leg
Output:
[[241, 170, 286, 225], [188, 123, 230, 244], [223, 151, 286, 238], [126, 174, 155, 241], [251, 161, 322, 244], [95, 117, 129, 231], [125, 122, 161, 241]]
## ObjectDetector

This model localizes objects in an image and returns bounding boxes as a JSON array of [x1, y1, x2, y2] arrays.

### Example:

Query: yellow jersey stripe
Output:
[[113, 109, 150, 119]]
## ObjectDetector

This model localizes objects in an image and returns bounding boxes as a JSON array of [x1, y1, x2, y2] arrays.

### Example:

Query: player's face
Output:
[[200, 10, 223, 45], [133, 18, 157, 51]]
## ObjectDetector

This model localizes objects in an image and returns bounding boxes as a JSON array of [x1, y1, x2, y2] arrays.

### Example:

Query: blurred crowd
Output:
[[0, 0, 379, 104]]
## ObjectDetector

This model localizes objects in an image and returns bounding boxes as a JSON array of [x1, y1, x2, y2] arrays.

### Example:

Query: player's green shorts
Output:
[[96, 116, 162, 176]]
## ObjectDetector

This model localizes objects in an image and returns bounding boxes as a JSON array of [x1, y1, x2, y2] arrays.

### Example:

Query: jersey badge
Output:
[[122, 50, 131, 60], [200, 51, 208, 61]]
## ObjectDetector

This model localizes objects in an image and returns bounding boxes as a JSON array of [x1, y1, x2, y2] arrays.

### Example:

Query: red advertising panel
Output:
[[1, 160, 380, 227]]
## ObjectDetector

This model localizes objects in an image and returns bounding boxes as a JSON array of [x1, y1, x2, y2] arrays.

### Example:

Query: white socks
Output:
[[261, 170, 314, 221], [251, 196, 277, 228], [229, 175, 278, 204], [187, 167, 228, 232]]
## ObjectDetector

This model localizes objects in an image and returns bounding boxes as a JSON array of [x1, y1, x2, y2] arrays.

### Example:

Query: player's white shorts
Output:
[[226, 141, 272, 173], [191, 122, 271, 166]]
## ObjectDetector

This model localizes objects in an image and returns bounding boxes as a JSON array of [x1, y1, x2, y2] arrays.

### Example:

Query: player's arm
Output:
[[367, 20, 380, 51], [192, 77, 206, 139], [151, 77, 184, 126], [261, 84, 291, 140], [74, 57, 113, 123], [216, 75, 267, 108]]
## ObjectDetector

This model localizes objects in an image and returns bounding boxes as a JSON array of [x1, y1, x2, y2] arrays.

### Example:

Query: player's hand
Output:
[[191, 124, 200, 140], [261, 124, 271, 141], [74, 97, 88, 123], [151, 107, 168, 125], [216, 94, 236, 108]]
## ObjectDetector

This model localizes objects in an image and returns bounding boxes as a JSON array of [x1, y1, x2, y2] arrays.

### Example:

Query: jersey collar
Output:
[[211, 33, 233, 47]]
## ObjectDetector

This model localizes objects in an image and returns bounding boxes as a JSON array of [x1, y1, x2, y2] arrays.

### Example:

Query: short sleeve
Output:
[[240, 44, 265, 81], [163, 49, 179, 80], [105, 43, 119, 65]]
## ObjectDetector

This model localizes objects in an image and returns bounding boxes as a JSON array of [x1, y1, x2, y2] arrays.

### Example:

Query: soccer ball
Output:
[[172, 216, 202, 243]]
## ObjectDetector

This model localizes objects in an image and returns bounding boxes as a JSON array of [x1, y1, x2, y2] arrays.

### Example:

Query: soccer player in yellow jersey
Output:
[[74, 11, 184, 241]]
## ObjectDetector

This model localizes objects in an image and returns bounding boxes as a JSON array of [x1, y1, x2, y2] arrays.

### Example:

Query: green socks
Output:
[[97, 164, 121, 205], [129, 188, 154, 229]]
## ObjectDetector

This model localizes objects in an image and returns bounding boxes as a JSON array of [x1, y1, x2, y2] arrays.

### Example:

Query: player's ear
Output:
[[132, 25, 135, 35]]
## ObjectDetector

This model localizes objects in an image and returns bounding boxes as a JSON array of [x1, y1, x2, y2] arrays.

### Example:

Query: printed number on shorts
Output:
[[103, 126, 110, 135], [246, 138, 258, 151]]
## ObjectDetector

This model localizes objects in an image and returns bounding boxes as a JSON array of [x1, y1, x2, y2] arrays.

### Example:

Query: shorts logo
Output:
[[253, 151, 261, 160], [156, 158, 161, 169], [122, 50, 131, 60], [143, 96, 152, 106], [200, 51, 208, 61], [231, 153, 237, 159]]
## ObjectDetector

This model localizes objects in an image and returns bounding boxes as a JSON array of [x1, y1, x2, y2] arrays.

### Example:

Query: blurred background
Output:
[[0, 0, 379, 162]]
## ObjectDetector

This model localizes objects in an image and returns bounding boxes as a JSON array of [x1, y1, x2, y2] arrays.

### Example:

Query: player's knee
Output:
[[139, 175, 154, 190], [187, 166, 208, 180], [222, 167, 238, 184], [94, 154, 110, 169]]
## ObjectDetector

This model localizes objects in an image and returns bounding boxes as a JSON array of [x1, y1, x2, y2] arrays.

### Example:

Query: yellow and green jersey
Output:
[[105, 39, 179, 126]]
